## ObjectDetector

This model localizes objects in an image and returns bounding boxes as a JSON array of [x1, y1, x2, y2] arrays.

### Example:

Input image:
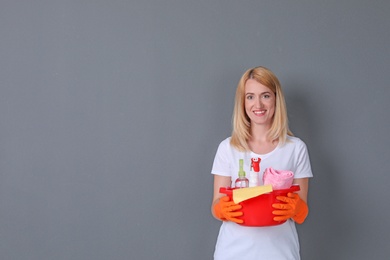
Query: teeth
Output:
[[254, 111, 265, 115]]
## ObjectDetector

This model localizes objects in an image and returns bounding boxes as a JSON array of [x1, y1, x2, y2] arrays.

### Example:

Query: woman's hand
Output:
[[272, 192, 309, 224], [213, 196, 244, 224]]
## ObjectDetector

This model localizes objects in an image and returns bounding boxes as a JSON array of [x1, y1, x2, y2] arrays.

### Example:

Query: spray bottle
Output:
[[235, 159, 249, 188], [249, 157, 261, 187]]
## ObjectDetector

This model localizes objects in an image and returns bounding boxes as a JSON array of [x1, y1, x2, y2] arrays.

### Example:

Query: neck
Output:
[[250, 123, 270, 141], [248, 126, 278, 154]]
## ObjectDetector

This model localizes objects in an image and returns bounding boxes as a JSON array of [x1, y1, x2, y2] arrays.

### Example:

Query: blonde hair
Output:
[[230, 66, 293, 151]]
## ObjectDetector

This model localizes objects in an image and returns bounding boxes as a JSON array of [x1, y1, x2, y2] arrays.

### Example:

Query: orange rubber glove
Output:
[[272, 193, 308, 224], [213, 196, 244, 224]]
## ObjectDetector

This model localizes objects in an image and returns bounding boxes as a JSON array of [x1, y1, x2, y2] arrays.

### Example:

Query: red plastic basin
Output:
[[219, 185, 300, 227]]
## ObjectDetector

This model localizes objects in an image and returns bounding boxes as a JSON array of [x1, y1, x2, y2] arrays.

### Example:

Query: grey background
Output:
[[1, 1, 389, 259]]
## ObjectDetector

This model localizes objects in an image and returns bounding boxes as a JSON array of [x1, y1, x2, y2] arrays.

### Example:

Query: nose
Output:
[[255, 96, 263, 108]]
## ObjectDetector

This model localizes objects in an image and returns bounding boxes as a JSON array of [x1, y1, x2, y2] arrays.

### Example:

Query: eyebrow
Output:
[[245, 91, 272, 95]]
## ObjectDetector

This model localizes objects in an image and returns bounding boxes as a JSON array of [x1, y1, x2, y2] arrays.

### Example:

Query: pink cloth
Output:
[[263, 167, 294, 190]]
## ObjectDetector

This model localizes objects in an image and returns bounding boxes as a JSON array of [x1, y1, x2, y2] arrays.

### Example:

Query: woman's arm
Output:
[[292, 177, 309, 203], [211, 175, 232, 219]]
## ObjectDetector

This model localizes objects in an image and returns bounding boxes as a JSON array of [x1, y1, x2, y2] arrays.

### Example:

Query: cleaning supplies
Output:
[[263, 167, 294, 190], [232, 185, 273, 204], [220, 185, 300, 227], [235, 159, 249, 188], [249, 157, 261, 187]]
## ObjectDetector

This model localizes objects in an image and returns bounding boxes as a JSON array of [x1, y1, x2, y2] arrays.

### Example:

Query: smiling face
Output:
[[244, 78, 276, 128]]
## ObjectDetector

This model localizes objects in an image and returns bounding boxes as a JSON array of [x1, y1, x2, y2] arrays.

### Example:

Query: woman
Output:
[[211, 66, 313, 259]]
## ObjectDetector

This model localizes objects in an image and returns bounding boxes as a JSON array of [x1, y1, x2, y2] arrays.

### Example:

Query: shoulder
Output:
[[219, 137, 231, 146], [283, 136, 309, 152], [216, 137, 233, 153], [215, 137, 242, 156], [286, 135, 306, 145]]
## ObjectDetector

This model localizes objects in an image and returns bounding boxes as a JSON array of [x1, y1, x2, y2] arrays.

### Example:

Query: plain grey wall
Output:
[[1, 1, 389, 259]]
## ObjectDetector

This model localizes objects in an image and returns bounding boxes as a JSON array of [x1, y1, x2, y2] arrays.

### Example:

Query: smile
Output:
[[253, 110, 266, 115]]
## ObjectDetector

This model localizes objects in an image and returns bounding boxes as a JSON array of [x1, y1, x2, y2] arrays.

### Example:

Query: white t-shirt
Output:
[[211, 136, 313, 260]]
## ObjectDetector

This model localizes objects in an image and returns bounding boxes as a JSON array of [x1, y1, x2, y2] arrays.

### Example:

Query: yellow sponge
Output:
[[232, 185, 273, 204]]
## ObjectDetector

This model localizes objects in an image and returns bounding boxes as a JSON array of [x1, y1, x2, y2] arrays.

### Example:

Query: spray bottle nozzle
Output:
[[251, 157, 261, 172]]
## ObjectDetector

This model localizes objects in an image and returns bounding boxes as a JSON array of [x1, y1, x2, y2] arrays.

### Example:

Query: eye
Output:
[[246, 95, 254, 100]]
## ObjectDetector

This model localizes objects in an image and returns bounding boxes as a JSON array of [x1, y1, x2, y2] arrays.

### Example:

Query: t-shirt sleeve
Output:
[[211, 139, 231, 177], [294, 139, 313, 179]]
